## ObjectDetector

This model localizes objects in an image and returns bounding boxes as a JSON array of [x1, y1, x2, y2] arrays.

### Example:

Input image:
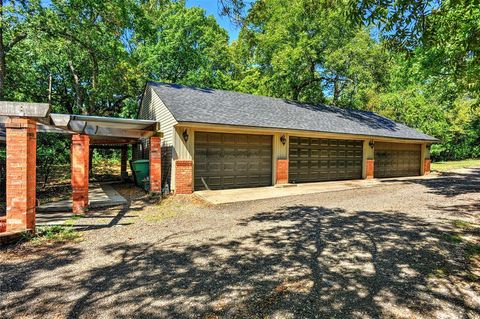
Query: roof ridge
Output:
[[147, 81, 363, 113]]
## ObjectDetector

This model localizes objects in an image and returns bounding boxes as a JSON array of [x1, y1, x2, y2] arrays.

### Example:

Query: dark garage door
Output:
[[374, 142, 421, 178], [289, 137, 363, 183], [194, 132, 272, 190]]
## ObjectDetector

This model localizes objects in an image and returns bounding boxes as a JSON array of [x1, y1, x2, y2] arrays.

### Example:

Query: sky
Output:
[[185, 0, 240, 41]]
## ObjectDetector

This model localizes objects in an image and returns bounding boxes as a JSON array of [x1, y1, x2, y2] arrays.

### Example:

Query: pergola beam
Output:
[[90, 138, 138, 145], [0, 101, 50, 118], [49, 113, 160, 139]]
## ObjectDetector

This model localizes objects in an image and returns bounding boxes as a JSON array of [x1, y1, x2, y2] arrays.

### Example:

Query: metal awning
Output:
[[0, 103, 161, 145]]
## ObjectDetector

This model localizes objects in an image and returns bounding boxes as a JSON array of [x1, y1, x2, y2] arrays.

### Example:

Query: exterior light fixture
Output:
[[280, 134, 287, 145], [369, 140, 375, 149], [182, 129, 189, 142]]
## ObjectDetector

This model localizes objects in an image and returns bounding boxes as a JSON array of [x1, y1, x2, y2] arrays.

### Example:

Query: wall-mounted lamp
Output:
[[280, 134, 287, 145], [369, 140, 375, 149], [182, 129, 189, 142]]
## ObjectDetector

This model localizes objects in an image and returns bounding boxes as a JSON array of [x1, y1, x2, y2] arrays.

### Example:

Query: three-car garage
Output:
[[139, 82, 437, 194], [192, 131, 425, 191]]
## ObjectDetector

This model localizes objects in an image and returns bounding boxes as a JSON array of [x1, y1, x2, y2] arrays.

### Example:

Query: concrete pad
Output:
[[195, 174, 436, 205], [36, 183, 127, 226]]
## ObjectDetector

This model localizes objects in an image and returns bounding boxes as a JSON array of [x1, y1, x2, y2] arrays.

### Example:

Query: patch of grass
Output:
[[428, 267, 448, 278], [442, 233, 463, 244], [71, 214, 85, 221], [431, 159, 480, 172], [26, 225, 81, 244], [452, 219, 475, 230], [144, 210, 178, 222], [452, 219, 480, 237], [465, 243, 480, 259]]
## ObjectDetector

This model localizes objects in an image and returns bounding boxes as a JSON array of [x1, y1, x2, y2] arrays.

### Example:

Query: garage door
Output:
[[194, 132, 272, 190], [289, 137, 363, 183], [374, 142, 421, 178]]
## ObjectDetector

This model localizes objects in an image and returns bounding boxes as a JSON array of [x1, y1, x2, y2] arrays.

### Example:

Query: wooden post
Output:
[[121, 145, 128, 181]]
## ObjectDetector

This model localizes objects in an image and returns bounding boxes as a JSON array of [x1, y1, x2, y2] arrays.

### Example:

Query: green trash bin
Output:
[[131, 159, 150, 188]]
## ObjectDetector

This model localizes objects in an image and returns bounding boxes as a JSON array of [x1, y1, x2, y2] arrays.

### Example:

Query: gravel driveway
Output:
[[1, 168, 479, 318]]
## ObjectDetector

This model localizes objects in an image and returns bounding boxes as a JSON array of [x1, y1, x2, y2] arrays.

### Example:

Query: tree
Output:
[[352, 0, 480, 98], [231, 0, 389, 105], [0, 0, 40, 99], [134, 0, 233, 90]]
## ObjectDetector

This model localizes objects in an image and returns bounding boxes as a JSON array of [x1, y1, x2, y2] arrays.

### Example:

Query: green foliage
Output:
[[231, 0, 388, 105], [2, 0, 480, 163], [442, 233, 463, 244], [37, 133, 70, 186], [134, 0, 232, 89], [28, 224, 81, 244], [431, 159, 480, 172]]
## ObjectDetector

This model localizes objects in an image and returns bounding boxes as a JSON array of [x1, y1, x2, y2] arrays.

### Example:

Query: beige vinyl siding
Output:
[[138, 86, 178, 191], [174, 126, 194, 160], [139, 87, 177, 146]]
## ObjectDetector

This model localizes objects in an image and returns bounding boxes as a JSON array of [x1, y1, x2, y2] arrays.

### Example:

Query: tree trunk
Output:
[[68, 60, 85, 113], [333, 74, 340, 106]]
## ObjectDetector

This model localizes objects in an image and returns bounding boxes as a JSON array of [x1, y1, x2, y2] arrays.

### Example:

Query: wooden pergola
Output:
[[0, 101, 163, 235]]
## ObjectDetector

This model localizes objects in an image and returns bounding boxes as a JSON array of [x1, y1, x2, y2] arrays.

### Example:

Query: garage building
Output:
[[138, 82, 437, 193]]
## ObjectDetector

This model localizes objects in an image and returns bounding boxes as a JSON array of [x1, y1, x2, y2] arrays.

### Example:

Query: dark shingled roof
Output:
[[148, 82, 438, 142]]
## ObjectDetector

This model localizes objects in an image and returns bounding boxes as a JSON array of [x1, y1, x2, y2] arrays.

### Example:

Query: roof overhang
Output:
[[175, 121, 439, 144]]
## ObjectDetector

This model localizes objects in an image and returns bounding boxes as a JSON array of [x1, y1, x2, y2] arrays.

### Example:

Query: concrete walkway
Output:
[[37, 183, 127, 226], [195, 174, 437, 205]]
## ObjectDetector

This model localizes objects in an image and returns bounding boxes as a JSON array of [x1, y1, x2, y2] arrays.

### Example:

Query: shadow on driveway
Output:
[[380, 167, 480, 198], [1, 204, 477, 318]]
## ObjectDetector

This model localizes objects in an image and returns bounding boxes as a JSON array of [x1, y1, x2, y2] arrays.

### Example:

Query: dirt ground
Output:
[[0, 168, 479, 318]]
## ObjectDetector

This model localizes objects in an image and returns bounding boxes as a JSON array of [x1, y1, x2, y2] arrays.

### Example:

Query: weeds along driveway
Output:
[[0, 169, 479, 318]]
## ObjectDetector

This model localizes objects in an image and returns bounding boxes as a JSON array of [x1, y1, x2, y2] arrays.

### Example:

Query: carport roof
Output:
[[0, 112, 160, 145], [149, 82, 438, 142]]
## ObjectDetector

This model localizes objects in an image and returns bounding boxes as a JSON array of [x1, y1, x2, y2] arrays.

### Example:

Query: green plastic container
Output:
[[131, 159, 149, 187]]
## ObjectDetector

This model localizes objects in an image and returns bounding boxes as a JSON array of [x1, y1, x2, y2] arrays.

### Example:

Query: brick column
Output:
[[276, 159, 288, 184], [5, 118, 37, 232], [121, 145, 128, 181], [424, 159, 431, 175], [366, 159, 374, 179], [0, 217, 6, 233], [71, 134, 90, 214], [175, 160, 193, 194], [149, 136, 162, 194]]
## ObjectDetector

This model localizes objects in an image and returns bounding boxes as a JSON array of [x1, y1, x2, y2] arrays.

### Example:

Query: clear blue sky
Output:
[[186, 0, 240, 41]]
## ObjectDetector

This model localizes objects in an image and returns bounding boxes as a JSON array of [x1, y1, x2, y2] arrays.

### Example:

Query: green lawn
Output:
[[432, 159, 480, 172]]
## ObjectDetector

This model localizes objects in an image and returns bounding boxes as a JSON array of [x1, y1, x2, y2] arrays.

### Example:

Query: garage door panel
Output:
[[194, 132, 272, 190], [289, 137, 363, 183], [374, 143, 421, 178]]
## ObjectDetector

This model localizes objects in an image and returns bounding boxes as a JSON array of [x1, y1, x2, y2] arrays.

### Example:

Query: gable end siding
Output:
[[138, 86, 178, 192]]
